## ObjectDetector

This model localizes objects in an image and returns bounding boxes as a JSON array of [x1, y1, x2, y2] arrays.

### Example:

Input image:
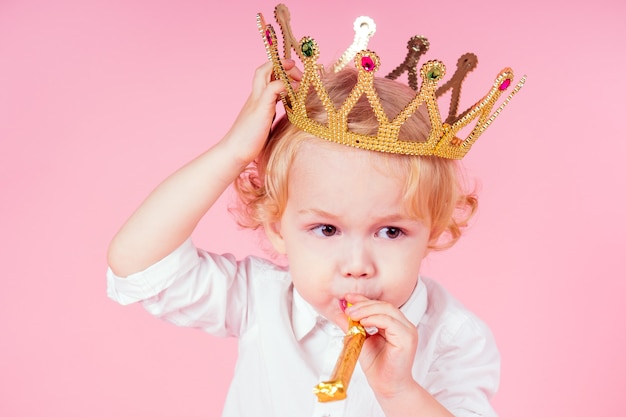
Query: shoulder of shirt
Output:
[[419, 277, 493, 345], [200, 248, 291, 285], [241, 254, 288, 275]]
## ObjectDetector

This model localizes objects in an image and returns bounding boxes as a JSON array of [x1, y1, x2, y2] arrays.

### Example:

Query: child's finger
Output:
[[345, 298, 415, 332], [251, 61, 274, 87], [263, 79, 287, 101], [344, 293, 370, 305], [282, 59, 303, 81], [360, 313, 414, 337], [252, 59, 300, 91], [358, 311, 418, 359]]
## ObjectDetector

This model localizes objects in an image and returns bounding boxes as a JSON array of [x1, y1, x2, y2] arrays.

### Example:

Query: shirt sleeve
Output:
[[427, 314, 501, 417], [106, 238, 251, 338]]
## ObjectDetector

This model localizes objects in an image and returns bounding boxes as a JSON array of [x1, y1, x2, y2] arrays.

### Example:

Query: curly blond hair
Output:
[[233, 68, 477, 250]]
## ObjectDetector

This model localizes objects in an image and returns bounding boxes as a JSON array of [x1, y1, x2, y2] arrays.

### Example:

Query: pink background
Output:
[[2, 0, 624, 415]]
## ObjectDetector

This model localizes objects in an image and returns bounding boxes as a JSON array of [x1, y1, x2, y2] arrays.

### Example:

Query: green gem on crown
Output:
[[301, 40, 315, 57], [427, 67, 442, 80]]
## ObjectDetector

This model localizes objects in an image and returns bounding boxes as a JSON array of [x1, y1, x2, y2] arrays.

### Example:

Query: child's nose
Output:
[[340, 241, 375, 278]]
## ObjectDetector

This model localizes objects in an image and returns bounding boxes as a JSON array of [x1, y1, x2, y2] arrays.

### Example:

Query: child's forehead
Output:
[[288, 139, 417, 192], [287, 141, 407, 202], [291, 137, 397, 172]]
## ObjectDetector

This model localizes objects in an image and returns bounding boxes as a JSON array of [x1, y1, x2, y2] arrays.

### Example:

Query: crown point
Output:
[[498, 78, 511, 91], [354, 16, 376, 36]]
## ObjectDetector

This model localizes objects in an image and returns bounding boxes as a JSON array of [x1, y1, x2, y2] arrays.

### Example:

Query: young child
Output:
[[107, 5, 523, 417]]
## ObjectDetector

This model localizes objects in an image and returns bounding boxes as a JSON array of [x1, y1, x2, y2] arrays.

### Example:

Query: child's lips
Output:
[[339, 297, 378, 335], [339, 298, 356, 313]]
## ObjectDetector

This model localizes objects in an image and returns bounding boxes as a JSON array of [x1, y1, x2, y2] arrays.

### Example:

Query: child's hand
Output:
[[344, 294, 419, 398], [223, 59, 301, 166], [107, 60, 301, 277]]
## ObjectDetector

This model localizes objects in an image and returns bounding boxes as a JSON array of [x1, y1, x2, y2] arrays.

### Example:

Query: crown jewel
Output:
[[257, 4, 525, 159]]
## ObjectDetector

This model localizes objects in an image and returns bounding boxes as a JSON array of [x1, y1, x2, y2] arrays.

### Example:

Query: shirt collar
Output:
[[291, 278, 428, 341], [292, 287, 320, 341]]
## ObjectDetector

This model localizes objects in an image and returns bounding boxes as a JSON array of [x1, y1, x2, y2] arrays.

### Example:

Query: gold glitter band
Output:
[[257, 4, 525, 159]]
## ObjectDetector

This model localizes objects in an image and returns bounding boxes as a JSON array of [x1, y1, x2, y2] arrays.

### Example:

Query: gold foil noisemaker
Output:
[[313, 317, 367, 402]]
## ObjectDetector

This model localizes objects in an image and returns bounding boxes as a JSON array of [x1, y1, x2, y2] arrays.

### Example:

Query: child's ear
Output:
[[426, 229, 440, 253], [264, 221, 287, 254]]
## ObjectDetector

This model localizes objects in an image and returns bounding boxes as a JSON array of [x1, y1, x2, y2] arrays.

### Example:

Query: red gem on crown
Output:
[[499, 78, 511, 91], [361, 56, 375, 72]]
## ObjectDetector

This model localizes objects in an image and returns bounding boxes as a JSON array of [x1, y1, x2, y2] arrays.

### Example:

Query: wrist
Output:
[[215, 135, 256, 172], [374, 378, 420, 401], [375, 381, 453, 417]]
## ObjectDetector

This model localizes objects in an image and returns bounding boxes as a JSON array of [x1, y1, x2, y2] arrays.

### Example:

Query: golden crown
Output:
[[257, 4, 525, 159]]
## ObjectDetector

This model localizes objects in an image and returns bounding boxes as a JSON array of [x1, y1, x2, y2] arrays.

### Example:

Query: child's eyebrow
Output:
[[297, 208, 413, 224], [296, 208, 339, 219]]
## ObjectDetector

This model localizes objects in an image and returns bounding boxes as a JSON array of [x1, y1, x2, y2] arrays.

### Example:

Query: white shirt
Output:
[[107, 238, 500, 417]]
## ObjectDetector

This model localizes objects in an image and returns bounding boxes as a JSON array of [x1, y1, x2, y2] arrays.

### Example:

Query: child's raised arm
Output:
[[107, 60, 299, 277]]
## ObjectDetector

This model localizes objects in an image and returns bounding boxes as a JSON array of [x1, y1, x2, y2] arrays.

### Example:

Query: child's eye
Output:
[[376, 227, 403, 240], [311, 224, 338, 237]]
